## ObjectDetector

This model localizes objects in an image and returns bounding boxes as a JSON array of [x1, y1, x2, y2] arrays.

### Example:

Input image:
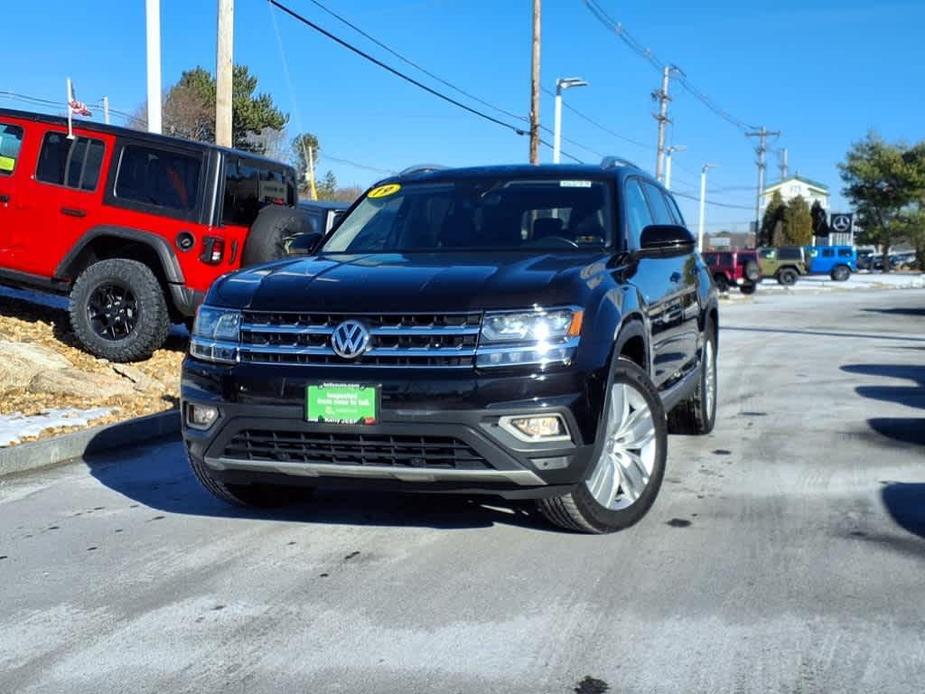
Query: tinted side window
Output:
[[222, 159, 296, 226], [821, 248, 834, 257], [779, 247, 802, 261], [36, 133, 105, 191], [838, 248, 853, 257], [0, 123, 24, 175], [623, 179, 654, 249], [665, 192, 686, 226], [115, 145, 201, 212], [641, 181, 674, 225]]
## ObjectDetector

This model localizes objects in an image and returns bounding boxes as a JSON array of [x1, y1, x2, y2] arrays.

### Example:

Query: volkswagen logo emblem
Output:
[[331, 320, 371, 360]]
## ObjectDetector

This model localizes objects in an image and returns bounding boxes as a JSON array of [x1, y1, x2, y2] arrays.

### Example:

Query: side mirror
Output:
[[285, 232, 323, 256], [637, 224, 695, 258]]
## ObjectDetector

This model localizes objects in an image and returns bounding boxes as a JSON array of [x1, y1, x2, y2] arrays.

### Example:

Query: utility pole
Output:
[[102, 96, 110, 125], [698, 163, 717, 252], [746, 127, 781, 233], [145, 0, 162, 134], [664, 144, 685, 190], [216, 0, 234, 148], [778, 147, 789, 180], [529, 0, 541, 164], [653, 65, 679, 182]]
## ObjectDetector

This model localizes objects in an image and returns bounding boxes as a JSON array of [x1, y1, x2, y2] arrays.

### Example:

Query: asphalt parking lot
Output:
[[1, 289, 923, 694]]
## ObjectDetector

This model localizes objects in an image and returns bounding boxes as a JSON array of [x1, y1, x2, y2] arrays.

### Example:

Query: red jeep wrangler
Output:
[[702, 249, 761, 295], [0, 108, 299, 361]]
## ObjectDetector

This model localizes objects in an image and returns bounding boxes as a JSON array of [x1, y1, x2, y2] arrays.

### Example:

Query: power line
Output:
[[267, 0, 582, 162], [542, 86, 652, 152], [582, 0, 761, 133], [301, 0, 528, 126], [672, 189, 754, 210]]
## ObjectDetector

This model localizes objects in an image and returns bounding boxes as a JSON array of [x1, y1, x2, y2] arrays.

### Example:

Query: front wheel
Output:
[[713, 274, 729, 293], [831, 265, 851, 282], [188, 451, 314, 508], [739, 282, 757, 295], [537, 360, 667, 534]]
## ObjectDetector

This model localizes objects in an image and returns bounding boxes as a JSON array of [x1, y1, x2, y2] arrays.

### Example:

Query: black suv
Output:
[[182, 161, 719, 533]]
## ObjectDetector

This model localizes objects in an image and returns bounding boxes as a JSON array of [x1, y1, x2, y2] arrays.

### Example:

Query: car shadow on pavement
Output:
[[724, 325, 925, 343], [861, 307, 925, 318], [841, 364, 925, 448], [881, 483, 925, 541], [81, 439, 556, 532]]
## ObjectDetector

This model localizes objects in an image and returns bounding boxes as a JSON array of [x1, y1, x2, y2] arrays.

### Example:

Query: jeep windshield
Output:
[[319, 177, 613, 253]]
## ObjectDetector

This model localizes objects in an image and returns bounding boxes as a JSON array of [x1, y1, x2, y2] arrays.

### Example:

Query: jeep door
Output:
[[622, 177, 700, 387], [0, 118, 29, 268]]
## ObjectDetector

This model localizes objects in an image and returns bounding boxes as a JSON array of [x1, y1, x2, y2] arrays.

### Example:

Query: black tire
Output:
[[743, 259, 760, 282], [188, 451, 314, 508], [668, 321, 718, 435], [242, 205, 315, 266], [831, 265, 851, 282], [713, 274, 729, 293], [69, 259, 170, 362], [777, 268, 798, 286], [739, 282, 757, 295], [537, 359, 667, 534]]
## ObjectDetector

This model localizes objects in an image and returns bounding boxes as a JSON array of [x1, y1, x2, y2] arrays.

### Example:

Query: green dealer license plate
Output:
[[306, 384, 379, 425]]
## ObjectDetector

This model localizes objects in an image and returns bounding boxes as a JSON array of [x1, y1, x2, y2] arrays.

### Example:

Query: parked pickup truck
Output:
[[0, 108, 299, 361]]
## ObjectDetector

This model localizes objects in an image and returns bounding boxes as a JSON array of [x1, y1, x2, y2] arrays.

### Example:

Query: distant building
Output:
[[705, 230, 755, 250], [760, 175, 830, 214]]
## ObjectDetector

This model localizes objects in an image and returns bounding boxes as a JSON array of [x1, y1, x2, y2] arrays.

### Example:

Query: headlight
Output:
[[480, 308, 582, 343], [189, 306, 240, 363], [477, 307, 582, 368]]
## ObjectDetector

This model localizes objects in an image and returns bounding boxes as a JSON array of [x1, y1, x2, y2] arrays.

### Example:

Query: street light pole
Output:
[[553, 76, 588, 164], [698, 163, 717, 252], [664, 144, 685, 190]]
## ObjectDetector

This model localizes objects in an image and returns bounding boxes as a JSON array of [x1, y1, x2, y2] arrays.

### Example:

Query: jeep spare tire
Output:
[[242, 205, 316, 266], [744, 259, 760, 282]]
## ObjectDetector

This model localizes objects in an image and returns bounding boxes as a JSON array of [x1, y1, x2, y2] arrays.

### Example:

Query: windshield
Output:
[[320, 177, 613, 253]]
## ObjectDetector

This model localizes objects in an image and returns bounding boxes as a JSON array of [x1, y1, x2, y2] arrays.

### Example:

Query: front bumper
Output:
[[182, 359, 605, 500]]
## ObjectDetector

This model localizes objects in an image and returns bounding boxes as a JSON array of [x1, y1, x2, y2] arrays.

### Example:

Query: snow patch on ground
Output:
[[0, 408, 112, 447]]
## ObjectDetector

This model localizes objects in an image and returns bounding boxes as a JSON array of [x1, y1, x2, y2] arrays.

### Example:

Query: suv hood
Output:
[[212, 252, 608, 313]]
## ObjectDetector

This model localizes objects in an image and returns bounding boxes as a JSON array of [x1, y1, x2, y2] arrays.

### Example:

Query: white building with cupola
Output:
[[759, 174, 830, 214]]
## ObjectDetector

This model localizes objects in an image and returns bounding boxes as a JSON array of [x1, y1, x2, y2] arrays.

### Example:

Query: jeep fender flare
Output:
[[54, 226, 201, 317]]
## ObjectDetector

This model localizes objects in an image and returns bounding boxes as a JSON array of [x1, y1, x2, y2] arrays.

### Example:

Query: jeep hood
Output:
[[211, 252, 608, 313]]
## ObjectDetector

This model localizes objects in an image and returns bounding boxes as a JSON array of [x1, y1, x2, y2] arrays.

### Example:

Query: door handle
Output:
[[60, 207, 87, 218]]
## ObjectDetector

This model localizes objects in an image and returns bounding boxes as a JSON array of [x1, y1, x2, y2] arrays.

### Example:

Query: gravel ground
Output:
[[0, 287, 182, 444]]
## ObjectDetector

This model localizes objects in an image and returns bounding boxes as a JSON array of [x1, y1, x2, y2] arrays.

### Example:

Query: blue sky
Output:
[[4, 0, 924, 230]]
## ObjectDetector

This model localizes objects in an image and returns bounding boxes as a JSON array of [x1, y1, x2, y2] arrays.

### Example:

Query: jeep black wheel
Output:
[[831, 265, 851, 282], [188, 451, 314, 508], [537, 360, 667, 534], [668, 322, 718, 435], [777, 268, 798, 286], [713, 274, 729, 293], [69, 259, 170, 362], [739, 282, 757, 295]]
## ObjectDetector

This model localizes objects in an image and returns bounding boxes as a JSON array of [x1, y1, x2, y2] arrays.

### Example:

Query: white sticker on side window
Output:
[[560, 180, 593, 188]]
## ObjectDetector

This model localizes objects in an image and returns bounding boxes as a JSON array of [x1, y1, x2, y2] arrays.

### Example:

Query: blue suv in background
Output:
[[805, 245, 856, 281]]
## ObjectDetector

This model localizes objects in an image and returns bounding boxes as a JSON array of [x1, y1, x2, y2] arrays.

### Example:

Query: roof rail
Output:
[[600, 156, 641, 170], [399, 163, 447, 176]]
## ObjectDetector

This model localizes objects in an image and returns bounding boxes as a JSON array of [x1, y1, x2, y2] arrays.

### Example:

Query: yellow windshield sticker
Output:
[[0, 155, 14, 172], [368, 183, 401, 199]]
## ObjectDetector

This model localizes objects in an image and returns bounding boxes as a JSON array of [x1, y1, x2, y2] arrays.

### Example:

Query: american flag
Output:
[[68, 85, 91, 117]]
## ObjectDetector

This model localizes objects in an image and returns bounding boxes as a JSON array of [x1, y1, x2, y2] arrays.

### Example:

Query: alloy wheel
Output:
[[87, 282, 139, 341], [586, 383, 658, 510]]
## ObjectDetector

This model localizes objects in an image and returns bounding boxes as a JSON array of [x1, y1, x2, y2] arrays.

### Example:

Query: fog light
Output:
[[186, 403, 219, 430], [499, 414, 570, 442]]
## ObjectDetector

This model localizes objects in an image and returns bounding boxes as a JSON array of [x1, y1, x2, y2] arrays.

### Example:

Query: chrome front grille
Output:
[[238, 311, 482, 367]]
